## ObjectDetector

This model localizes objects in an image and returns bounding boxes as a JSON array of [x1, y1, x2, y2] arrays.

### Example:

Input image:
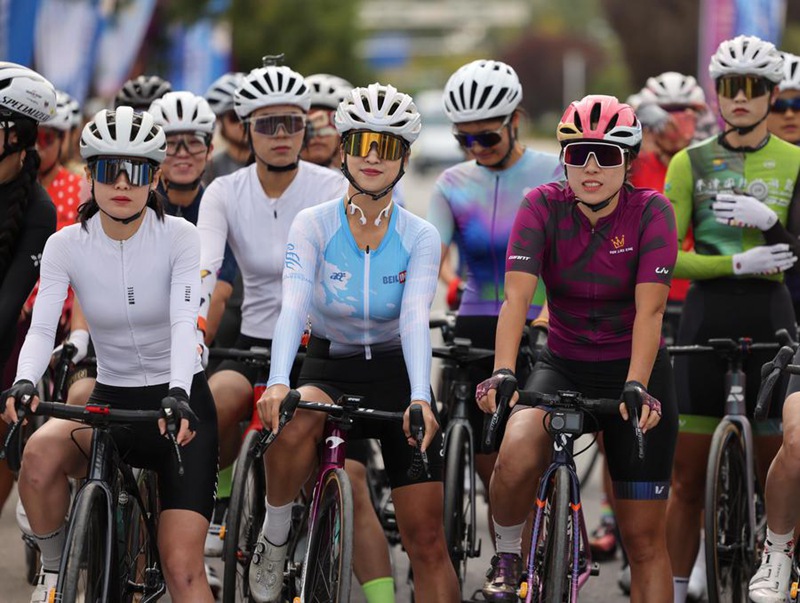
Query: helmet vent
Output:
[[0, 78, 10, 92], [589, 102, 602, 130], [573, 110, 583, 132], [605, 114, 619, 132], [250, 80, 266, 97], [456, 86, 466, 111], [489, 87, 508, 110], [176, 102, 184, 120], [276, 71, 285, 91]]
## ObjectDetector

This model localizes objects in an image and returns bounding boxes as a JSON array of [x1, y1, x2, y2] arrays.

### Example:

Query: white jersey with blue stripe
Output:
[[268, 198, 441, 403]]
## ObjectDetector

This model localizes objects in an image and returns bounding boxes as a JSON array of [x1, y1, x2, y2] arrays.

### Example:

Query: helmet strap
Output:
[[719, 101, 771, 140], [248, 135, 299, 173], [577, 195, 615, 213], [90, 180, 147, 225], [164, 175, 203, 192], [483, 121, 516, 169]]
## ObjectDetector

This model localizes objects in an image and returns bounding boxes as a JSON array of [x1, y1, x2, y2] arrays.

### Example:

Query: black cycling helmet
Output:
[[115, 75, 172, 110]]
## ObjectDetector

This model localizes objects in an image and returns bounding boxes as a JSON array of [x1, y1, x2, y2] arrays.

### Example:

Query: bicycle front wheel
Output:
[[536, 465, 572, 603], [705, 420, 752, 603], [301, 468, 353, 603], [120, 469, 161, 602], [223, 429, 267, 603], [443, 423, 472, 589], [57, 482, 112, 603]]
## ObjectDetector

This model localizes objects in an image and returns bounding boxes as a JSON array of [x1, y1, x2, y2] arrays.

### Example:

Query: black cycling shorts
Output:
[[89, 372, 219, 521], [450, 315, 535, 452], [675, 278, 794, 429], [514, 347, 678, 500], [297, 336, 444, 490]]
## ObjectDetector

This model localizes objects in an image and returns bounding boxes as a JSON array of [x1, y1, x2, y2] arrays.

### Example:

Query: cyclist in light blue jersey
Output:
[[251, 83, 459, 603]]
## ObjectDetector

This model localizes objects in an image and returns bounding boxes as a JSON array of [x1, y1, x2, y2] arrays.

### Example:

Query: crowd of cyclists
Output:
[[0, 31, 798, 603]]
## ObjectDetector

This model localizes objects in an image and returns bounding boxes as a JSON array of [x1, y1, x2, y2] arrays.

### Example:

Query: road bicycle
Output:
[[484, 376, 646, 602], [670, 334, 789, 603], [253, 390, 428, 603], [3, 399, 185, 603]]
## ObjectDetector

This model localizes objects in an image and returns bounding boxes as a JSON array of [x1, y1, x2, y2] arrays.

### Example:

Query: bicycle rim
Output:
[[58, 482, 110, 603], [705, 422, 751, 603], [223, 430, 266, 603], [533, 466, 572, 603], [443, 425, 471, 589], [301, 468, 353, 603]]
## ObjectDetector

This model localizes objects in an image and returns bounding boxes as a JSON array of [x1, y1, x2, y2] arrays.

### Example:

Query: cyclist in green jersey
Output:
[[662, 36, 800, 603]]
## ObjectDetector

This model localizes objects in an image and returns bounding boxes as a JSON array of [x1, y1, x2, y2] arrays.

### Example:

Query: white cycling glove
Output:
[[52, 328, 90, 364], [732, 244, 797, 276], [712, 193, 778, 231]]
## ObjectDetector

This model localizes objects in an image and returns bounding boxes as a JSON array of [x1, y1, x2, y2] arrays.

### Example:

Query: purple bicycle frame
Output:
[[524, 434, 593, 602], [307, 419, 349, 522]]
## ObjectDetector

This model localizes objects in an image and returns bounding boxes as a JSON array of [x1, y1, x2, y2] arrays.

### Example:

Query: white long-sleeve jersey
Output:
[[15, 210, 202, 394], [197, 161, 347, 339]]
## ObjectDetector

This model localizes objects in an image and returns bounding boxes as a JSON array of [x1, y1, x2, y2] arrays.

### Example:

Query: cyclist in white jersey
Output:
[[2, 107, 216, 603], [196, 62, 347, 525], [251, 83, 459, 603]]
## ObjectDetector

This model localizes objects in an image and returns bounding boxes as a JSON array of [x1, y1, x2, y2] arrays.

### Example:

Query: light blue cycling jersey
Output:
[[268, 198, 441, 403], [427, 148, 562, 317]]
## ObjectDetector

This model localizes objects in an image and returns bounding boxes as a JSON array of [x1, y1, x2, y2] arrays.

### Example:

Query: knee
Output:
[[619, 526, 666, 566], [492, 449, 540, 490], [670, 458, 705, 506], [20, 434, 61, 492], [778, 420, 800, 473], [160, 548, 206, 594], [402, 521, 447, 565]]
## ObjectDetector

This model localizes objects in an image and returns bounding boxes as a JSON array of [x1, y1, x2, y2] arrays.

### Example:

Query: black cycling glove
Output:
[[3, 380, 37, 408], [161, 387, 199, 432]]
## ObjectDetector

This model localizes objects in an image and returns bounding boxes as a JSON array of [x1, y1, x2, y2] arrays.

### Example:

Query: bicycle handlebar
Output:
[[259, 390, 429, 479], [2, 400, 186, 474], [755, 345, 800, 420], [483, 377, 645, 460], [207, 346, 271, 364]]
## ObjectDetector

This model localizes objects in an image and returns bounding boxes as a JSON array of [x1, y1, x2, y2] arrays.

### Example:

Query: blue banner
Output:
[[168, 0, 232, 95], [0, 0, 41, 65]]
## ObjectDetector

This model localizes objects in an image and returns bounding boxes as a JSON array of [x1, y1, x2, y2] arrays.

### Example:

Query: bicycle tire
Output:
[[57, 482, 112, 603], [24, 537, 40, 586], [223, 429, 266, 603], [301, 468, 353, 603], [539, 466, 572, 603], [443, 424, 471, 589], [120, 469, 161, 603], [705, 420, 752, 603]]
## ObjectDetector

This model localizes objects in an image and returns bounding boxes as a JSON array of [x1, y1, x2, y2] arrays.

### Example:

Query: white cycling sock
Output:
[[262, 502, 293, 546], [765, 527, 794, 554], [34, 524, 66, 572], [494, 520, 525, 555], [673, 577, 688, 603]]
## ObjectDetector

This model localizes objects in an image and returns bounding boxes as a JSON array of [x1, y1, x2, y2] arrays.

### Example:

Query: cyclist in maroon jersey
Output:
[[476, 95, 679, 603]]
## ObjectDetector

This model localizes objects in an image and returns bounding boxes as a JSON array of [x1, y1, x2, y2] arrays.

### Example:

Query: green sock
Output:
[[362, 577, 395, 603], [217, 464, 233, 500]]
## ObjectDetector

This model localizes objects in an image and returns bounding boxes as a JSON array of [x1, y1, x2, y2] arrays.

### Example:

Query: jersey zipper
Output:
[[490, 175, 501, 310], [119, 240, 147, 383], [363, 245, 372, 360]]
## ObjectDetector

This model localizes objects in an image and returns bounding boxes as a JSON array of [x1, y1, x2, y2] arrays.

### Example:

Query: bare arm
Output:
[[204, 280, 233, 345]]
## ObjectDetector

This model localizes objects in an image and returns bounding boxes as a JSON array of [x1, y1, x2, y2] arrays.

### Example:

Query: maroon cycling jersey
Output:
[[507, 182, 677, 361]]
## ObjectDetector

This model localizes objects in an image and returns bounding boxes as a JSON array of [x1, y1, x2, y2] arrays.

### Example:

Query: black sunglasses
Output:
[[771, 97, 800, 114], [453, 115, 511, 148]]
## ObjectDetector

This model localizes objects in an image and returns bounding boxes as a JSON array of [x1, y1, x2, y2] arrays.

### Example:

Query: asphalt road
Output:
[[0, 148, 636, 602]]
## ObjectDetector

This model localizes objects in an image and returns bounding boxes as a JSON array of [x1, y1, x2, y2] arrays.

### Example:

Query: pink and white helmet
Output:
[[556, 95, 642, 149]]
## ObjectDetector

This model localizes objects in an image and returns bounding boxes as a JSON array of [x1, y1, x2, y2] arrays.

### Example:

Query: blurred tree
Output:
[[162, 0, 371, 82], [601, 0, 699, 88]]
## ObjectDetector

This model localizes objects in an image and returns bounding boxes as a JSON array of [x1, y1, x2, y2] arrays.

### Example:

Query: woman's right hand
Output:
[[1, 380, 39, 424], [256, 384, 290, 433]]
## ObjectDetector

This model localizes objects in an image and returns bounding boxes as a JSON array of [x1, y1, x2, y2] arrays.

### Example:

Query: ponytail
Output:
[[0, 148, 40, 279]]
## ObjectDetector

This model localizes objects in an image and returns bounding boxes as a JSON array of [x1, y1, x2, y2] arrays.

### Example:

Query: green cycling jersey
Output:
[[664, 134, 800, 281]]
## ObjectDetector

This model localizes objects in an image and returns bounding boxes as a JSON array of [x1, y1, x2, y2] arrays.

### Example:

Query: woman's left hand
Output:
[[402, 400, 439, 453]]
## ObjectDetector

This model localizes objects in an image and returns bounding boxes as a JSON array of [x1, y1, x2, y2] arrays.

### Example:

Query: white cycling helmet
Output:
[[443, 60, 522, 123], [80, 107, 166, 164], [709, 35, 784, 83], [149, 91, 216, 136], [115, 75, 172, 109], [335, 83, 421, 144], [205, 72, 245, 116], [234, 66, 310, 119], [639, 72, 706, 107], [779, 52, 800, 92], [0, 62, 56, 123], [48, 91, 81, 132], [305, 74, 354, 110]]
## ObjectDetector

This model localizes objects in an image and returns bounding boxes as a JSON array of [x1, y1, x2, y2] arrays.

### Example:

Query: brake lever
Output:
[[253, 390, 302, 458], [162, 406, 185, 477], [623, 389, 645, 462], [407, 404, 430, 480]]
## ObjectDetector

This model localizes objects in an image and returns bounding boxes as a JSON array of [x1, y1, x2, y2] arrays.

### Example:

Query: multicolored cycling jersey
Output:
[[427, 148, 561, 318], [664, 134, 800, 281], [268, 199, 441, 403], [506, 182, 677, 362]]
